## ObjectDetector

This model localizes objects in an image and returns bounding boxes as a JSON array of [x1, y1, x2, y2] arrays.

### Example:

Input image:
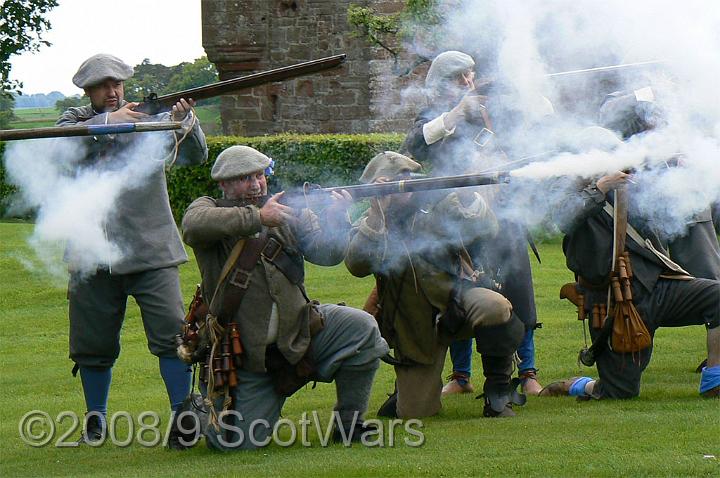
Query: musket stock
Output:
[[135, 54, 347, 114]]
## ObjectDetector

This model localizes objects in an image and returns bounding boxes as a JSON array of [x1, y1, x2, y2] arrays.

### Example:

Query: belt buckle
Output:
[[473, 128, 494, 148], [229, 269, 251, 289], [262, 237, 283, 262]]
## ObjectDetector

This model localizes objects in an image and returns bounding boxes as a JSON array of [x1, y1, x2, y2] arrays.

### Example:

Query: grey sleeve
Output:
[[344, 215, 387, 278], [554, 181, 607, 234], [182, 197, 262, 247], [293, 208, 350, 267], [170, 111, 208, 166], [56, 107, 109, 127]]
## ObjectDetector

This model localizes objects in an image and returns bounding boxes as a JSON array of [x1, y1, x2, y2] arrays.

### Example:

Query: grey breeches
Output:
[[68, 267, 185, 368], [204, 303, 388, 450]]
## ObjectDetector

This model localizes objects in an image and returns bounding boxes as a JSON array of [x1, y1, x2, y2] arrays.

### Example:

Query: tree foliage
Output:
[[0, 94, 16, 129], [1, 0, 59, 95], [54, 95, 84, 112], [123, 56, 219, 105], [347, 0, 443, 72]]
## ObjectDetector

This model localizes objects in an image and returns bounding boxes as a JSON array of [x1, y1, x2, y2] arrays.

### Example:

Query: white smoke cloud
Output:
[[395, 0, 720, 239], [3, 131, 175, 281]]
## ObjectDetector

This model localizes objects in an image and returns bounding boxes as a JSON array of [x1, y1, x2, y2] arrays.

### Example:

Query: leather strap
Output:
[[209, 229, 269, 326], [261, 235, 305, 285], [602, 202, 691, 276]]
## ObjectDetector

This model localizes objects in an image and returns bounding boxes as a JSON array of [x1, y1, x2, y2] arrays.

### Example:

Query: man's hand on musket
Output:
[[446, 95, 488, 129], [323, 189, 353, 224], [366, 177, 414, 231], [108, 102, 148, 123], [596, 171, 632, 194], [260, 192, 295, 227], [327, 189, 353, 212], [171, 98, 196, 122]]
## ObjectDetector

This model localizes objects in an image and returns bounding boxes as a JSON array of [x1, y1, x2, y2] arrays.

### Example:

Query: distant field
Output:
[[10, 107, 57, 129], [10, 105, 221, 134]]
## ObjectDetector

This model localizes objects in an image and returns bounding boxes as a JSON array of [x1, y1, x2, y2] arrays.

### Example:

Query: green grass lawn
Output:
[[10, 105, 221, 134], [0, 221, 717, 477], [10, 107, 58, 129]]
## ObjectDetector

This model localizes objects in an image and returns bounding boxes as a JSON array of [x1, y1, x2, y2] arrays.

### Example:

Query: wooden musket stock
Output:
[[135, 54, 347, 114]]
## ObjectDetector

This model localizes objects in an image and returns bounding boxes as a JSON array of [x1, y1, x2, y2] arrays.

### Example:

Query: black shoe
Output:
[[478, 380, 525, 418], [166, 394, 206, 450], [332, 422, 379, 444], [377, 391, 398, 418], [76, 414, 105, 445], [482, 400, 516, 418]]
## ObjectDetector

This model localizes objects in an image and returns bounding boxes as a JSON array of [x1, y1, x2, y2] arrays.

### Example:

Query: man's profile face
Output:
[[457, 69, 475, 91], [84, 78, 124, 112], [219, 171, 268, 200]]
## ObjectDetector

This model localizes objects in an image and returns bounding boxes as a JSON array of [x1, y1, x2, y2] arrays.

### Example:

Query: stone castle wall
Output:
[[201, 0, 419, 136]]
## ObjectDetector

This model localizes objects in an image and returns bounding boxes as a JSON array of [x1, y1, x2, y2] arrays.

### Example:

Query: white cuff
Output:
[[180, 110, 195, 133], [422, 113, 455, 145]]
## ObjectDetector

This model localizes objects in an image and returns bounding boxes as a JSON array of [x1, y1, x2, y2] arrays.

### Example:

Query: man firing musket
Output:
[[54, 53, 209, 449], [541, 128, 720, 400], [0, 54, 346, 141]]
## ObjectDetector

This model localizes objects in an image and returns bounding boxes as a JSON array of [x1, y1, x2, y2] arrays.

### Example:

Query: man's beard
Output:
[[92, 100, 121, 114]]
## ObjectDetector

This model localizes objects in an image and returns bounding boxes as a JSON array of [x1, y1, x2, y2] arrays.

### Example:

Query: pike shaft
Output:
[[0, 122, 183, 141]]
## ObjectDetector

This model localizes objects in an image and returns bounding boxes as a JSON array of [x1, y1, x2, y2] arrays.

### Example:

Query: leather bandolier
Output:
[[177, 199, 325, 418]]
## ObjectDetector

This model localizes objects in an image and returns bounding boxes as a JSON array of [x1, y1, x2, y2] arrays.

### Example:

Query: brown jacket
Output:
[[345, 192, 498, 365], [181, 196, 349, 372]]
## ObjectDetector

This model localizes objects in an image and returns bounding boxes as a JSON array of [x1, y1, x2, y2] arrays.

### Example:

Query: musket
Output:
[[296, 171, 510, 201], [135, 54, 347, 114], [0, 121, 183, 142], [474, 60, 665, 95], [546, 60, 664, 79]]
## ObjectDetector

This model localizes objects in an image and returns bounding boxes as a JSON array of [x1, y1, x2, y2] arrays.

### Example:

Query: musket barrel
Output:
[[136, 54, 347, 114], [0, 122, 183, 141], [309, 172, 510, 199]]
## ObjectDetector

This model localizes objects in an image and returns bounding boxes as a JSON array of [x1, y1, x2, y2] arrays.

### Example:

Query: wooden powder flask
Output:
[[611, 277, 624, 303], [578, 293, 586, 321], [623, 252, 633, 277], [200, 325, 244, 391], [599, 304, 607, 327], [221, 336, 231, 374], [213, 356, 225, 388], [228, 322, 242, 357], [592, 304, 601, 329]]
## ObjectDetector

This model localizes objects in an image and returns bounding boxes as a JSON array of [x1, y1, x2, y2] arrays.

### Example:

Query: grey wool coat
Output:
[[57, 103, 208, 274], [181, 197, 350, 372]]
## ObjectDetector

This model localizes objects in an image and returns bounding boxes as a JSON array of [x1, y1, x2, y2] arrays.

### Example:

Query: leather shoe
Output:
[[538, 377, 581, 397], [333, 422, 379, 444], [519, 370, 543, 396], [75, 414, 105, 446], [701, 385, 720, 398], [377, 391, 398, 418], [441, 373, 474, 397]]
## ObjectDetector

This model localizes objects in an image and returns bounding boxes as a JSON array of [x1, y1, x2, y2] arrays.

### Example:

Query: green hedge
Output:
[[1, 133, 405, 221]]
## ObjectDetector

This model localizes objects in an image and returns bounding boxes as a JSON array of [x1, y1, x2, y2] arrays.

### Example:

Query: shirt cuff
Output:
[[179, 110, 196, 133], [357, 216, 387, 241], [422, 113, 455, 145]]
